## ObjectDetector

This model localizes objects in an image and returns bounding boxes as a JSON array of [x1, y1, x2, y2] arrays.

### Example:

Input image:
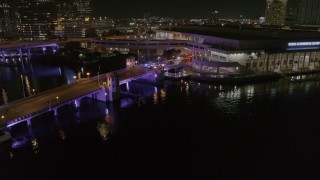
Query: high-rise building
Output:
[[75, 0, 92, 19], [56, 0, 92, 20], [0, 0, 15, 39], [297, 0, 320, 25], [265, 0, 287, 26], [209, 10, 220, 24], [285, 0, 300, 25], [56, 0, 77, 19], [16, 0, 57, 41]]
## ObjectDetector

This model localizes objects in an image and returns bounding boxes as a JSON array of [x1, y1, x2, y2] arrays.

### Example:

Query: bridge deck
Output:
[[0, 67, 151, 125]]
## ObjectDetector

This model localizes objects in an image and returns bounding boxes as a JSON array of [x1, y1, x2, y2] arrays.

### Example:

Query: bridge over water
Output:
[[0, 66, 161, 127]]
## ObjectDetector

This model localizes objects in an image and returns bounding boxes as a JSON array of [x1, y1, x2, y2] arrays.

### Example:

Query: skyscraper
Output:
[[56, 0, 77, 19], [297, 0, 320, 25], [265, 0, 287, 26], [209, 10, 220, 24], [75, 0, 92, 19], [56, 0, 92, 20], [284, 0, 300, 26], [0, 0, 15, 39], [16, 0, 56, 41]]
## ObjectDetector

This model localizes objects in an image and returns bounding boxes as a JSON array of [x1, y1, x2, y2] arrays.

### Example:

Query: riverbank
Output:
[[175, 68, 320, 85], [190, 73, 283, 84]]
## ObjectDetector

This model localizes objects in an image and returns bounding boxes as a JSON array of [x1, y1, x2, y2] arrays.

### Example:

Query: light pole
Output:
[[86, 72, 90, 78], [21, 75, 26, 98]]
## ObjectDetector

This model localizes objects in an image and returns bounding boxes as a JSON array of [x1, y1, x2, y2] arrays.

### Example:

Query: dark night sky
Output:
[[93, 0, 266, 18], [92, 0, 301, 19]]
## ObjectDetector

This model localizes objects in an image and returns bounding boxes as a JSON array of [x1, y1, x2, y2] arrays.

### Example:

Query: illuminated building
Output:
[[75, 0, 92, 19], [16, 0, 56, 41], [265, 0, 287, 26], [56, 0, 92, 20], [297, 0, 320, 25], [93, 25, 320, 74], [209, 10, 220, 24], [0, 0, 15, 39]]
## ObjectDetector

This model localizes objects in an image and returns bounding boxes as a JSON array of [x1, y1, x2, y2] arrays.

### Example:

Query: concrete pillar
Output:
[[107, 73, 120, 102], [19, 49, 23, 60], [42, 47, 46, 54], [302, 51, 306, 69], [285, 52, 289, 70], [27, 118, 32, 126], [273, 53, 277, 72], [27, 49, 31, 59], [126, 56, 136, 69], [74, 99, 80, 109], [96, 90, 108, 102], [52, 46, 57, 54], [1, 50, 5, 62], [266, 53, 270, 72], [54, 108, 59, 117], [297, 52, 301, 70], [279, 53, 283, 71]]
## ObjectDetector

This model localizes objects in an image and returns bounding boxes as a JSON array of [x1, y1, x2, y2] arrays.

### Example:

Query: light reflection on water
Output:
[[0, 61, 76, 105], [1, 69, 320, 179]]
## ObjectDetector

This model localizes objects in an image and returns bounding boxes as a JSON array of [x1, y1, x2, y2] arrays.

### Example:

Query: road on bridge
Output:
[[0, 67, 151, 125]]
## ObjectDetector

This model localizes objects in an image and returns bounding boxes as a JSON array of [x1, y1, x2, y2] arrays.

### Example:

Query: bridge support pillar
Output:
[[107, 73, 120, 102], [27, 49, 31, 59], [74, 99, 81, 109], [26, 117, 32, 126], [95, 89, 108, 102], [52, 46, 57, 54], [53, 108, 59, 117], [19, 49, 23, 60], [42, 47, 46, 54], [153, 69, 164, 83], [1, 50, 5, 62], [126, 57, 136, 69]]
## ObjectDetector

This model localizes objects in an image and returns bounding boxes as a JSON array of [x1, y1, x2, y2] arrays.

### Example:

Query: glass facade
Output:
[[265, 0, 287, 26], [16, 0, 56, 41], [298, 0, 320, 25]]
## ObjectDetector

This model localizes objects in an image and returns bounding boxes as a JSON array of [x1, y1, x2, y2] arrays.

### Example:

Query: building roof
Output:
[[168, 25, 320, 41]]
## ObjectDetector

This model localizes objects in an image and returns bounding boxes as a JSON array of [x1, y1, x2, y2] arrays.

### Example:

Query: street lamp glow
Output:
[[86, 72, 90, 78], [1, 115, 4, 119]]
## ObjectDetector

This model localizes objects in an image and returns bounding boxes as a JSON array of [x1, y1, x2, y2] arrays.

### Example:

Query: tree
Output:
[[163, 49, 182, 60], [85, 28, 98, 38], [64, 41, 82, 50], [101, 31, 108, 37], [107, 29, 123, 36]]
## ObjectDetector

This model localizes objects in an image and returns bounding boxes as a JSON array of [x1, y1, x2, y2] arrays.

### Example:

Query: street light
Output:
[[32, 89, 35, 95], [56, 96, 59, 103], [73, 75, 77, 82], [86, 72, 90, 78]]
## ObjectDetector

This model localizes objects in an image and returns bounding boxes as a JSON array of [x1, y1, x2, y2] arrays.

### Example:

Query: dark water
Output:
[[0, 62, 76, 103], [1, 62, 320, 179]]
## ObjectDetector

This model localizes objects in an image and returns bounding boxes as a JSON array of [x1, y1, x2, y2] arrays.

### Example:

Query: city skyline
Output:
[[92, 0, 300, 19]]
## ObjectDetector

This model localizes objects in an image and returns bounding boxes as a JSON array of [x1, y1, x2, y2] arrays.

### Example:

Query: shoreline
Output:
[[164, 68, 320, 85]]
